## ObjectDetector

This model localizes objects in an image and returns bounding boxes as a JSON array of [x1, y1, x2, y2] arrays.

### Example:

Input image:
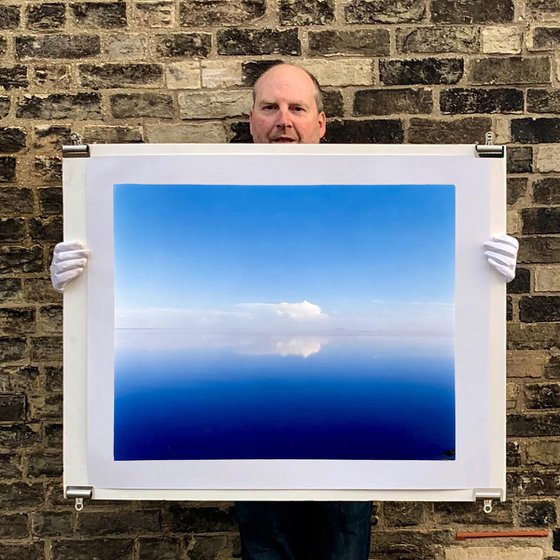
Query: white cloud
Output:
[[235, 300, 328, 320]]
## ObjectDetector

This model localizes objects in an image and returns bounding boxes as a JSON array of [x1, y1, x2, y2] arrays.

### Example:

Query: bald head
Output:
[[249, 64, 326, 144]]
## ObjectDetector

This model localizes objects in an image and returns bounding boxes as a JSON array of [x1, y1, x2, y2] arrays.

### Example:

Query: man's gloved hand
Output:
[[50, 241, 89, 293], [484, 234, 519, 283]]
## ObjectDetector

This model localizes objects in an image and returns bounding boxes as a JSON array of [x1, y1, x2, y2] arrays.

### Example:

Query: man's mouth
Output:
[[270, 136, 298, 143]]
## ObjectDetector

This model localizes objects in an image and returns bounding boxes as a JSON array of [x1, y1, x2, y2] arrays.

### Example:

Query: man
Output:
[[51, 63, 519, 559]]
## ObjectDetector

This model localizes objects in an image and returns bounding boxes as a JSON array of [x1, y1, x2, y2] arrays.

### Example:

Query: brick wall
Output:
[[0, 0, 559, 559]]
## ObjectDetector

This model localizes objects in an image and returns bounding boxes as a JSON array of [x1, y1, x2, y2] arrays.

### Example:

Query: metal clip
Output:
[[483, 499, 493, 514], [475, 131, 504, 158], [65, 486, 93, 511]]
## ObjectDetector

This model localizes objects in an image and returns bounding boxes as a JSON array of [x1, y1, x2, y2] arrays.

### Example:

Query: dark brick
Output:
[[138, 538, 182, 560], [16, 34, 101, 59], [180, 0, 265, 26], [39, 305, 62, 333], [523, 208, 560, 234], [408, 117, 492, 144], [37, 188, 61, 216], [530, 89, 560, 113], [372, 529, 453, 557], [507, 177, 527, 205], [0, 394, 26, 422], [380, 58, 463, 85], [0, 544, 44, 560], [45, 423, 62, 449], [519, 500, 557, 526], [531, 28, 560, 51], [0, 424, 40, 448], [31, 393, 62, 421], [323, 90, 343, 118], [546, 355, 560, 379], [528, 0, 560, 12], [79, 63, 163, 88], [110, 93, 174, 119], [470, 57, 551, 85], [82, 125, 144, 144], [30, 336, 62, 362], [345, 0, 425, 23], [26, 3, 66, 30], [0, 66, 29, 90], [0, 366, 40, 393], [508, 472, 560, 497], [77, 511, 162, 536], [507, 267, 530, 294], [513, 118, 560, 144], [519, 237, 560, 264], [17, 93, 101, 120], [525, 383, 560, 409], [0, 336, 28, 362], [217, 28, 301, 56], [520, 296, 560, 322], [33, 156, 62, 184], [0, 483, 43, 509], [279, 0, 334, 25], [506, 441, 521, 467], [32, 511, 72, 537], [325, 119, 404, 143], [0, 218, 25, 242], [0, 97, 9, 118], [170, 505, 236, 532], [71, 2, 127, 28], [0, 157, 16, 182], [0, 246, 42, 273], [432, 0, 513, 23], [0, 514, 28, 538], [23, 278, 61, 304], [187, 535, 232, 559], [0, 39, 6, 58], [229, 121, 252, 143], [507, 146, 533, 173], [0, 279, 22, 303], [508, 412, 560, 436], [434, 502, 513, 524], [398, 26, 479, 53], [554, 527, 560, 552], [354, 88, 432, 115], [0, 127, 27, 153], [0, 309, 35, 335], [384, 502, 423, 527], [440, 88, 523, 114], [26, 453, 61, 478], [309, 29, 389, 56], [154, 33, 211, 58], [53, 539, 134, 560], [45, 366, 62, 391], [507, 296, 513, 322], [0, 6, 21, 29], [241, 60, 284, 85], [33, 125, 73, 151]]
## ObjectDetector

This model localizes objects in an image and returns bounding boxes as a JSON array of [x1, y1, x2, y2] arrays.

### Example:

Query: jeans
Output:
[[235, 501, 372, 560]]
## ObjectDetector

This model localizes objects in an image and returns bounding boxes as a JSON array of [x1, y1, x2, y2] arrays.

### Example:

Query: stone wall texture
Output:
[[1, 0, 560, 559]]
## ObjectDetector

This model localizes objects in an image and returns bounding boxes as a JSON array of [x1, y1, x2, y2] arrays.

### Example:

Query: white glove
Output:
[[50, 241, 89, 293], [484, 234, 518, 283]]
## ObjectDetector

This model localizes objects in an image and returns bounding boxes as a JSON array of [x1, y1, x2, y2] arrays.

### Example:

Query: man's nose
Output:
[[275, 107, 292, 127]]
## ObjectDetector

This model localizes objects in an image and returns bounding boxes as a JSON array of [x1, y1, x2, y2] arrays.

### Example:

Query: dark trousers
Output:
[[235, 501, 372, 560]]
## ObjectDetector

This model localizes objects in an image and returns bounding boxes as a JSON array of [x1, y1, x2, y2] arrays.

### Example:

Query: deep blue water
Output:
[[113, 334, 455, 461]]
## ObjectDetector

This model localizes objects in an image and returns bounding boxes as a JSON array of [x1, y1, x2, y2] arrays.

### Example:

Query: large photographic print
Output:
[[113, 183, 455, 462]]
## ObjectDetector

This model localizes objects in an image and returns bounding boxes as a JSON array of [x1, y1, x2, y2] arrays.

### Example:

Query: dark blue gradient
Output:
[[114, 337, 455, 461]]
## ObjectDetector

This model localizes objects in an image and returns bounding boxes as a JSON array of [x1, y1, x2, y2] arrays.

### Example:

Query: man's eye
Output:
[[291, 106, 304, 112], [262, 105, 275, 111]]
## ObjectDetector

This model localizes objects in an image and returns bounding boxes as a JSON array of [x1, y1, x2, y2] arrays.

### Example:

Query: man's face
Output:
[[249, 65, 326, 145]]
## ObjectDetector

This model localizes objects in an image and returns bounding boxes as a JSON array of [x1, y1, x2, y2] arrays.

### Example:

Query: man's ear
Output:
[[318, 111, 326, 139], [249, 109, 254, 136]]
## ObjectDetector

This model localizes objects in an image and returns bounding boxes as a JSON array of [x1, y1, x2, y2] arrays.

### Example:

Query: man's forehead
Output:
[[254, 65, 316, 97]]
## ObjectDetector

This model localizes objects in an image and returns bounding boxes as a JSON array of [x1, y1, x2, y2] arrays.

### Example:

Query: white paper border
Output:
[[64, 144, 505, 501]]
